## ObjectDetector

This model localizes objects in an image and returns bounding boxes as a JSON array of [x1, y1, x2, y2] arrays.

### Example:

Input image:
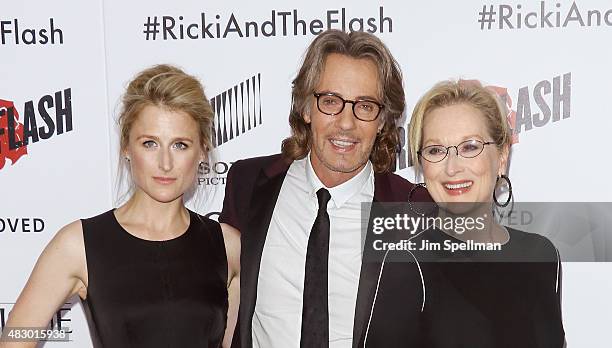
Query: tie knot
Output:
[[316, 188, 331, 212]]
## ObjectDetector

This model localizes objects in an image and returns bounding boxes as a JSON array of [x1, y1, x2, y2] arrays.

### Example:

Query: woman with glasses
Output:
[[406, 80, 565, 347]]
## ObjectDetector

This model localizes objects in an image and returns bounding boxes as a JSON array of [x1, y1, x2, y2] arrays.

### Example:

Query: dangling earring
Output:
[[493, 174, 513, 207], [408, 183, 436, 216], [124, 156, 130, 162]]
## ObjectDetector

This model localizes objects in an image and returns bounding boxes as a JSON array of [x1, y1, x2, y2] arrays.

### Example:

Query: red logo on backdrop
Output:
[[0, 99, 28, 170], [0, 88, 73, 171], [466, 73, 572, 145]]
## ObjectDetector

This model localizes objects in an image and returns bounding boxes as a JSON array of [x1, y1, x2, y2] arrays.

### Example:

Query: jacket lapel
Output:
[[239, 158, 290, 347], [352, 172, 397, 347]]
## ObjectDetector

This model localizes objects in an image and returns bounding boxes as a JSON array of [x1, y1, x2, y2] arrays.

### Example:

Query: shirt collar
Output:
[[305, 152, 373, 209]]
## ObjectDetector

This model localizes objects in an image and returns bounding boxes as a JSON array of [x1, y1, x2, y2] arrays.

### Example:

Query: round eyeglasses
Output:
[[313, 92, 384, 122], [418, 139, 496, 163]]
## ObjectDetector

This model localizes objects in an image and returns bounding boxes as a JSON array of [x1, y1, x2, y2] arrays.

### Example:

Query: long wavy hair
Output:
[[281, 30, 405, 173]]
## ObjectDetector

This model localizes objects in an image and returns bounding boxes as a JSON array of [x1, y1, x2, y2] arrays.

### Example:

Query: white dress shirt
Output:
[[252, 153, 375, 348]]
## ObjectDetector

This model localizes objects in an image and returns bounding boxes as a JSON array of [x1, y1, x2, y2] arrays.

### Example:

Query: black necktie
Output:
[[300, 188, 332, 348]]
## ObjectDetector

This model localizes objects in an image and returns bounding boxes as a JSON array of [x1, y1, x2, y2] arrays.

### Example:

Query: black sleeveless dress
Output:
[[80, 209, 228, 348]]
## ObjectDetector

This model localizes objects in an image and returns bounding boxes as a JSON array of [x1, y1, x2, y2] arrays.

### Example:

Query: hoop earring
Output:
[[493, 174, 513, 207], [408, 183, 436, 216]]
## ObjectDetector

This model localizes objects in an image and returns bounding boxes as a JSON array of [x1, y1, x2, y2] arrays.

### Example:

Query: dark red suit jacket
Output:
[[220, 153, 430, 348]]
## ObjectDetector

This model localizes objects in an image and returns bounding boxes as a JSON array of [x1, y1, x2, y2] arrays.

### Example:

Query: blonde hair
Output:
[[281, 29, 405, 173], [115, 64, 214, 204], [408, 80, 511, 174]]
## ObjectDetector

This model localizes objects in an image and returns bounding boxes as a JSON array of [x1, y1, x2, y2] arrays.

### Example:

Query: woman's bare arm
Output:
[[220, 222, 240, 348], [0, 221, 87, 348]]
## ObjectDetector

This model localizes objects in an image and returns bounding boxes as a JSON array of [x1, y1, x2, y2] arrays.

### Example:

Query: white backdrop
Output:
[[1, 0, 611, 346]]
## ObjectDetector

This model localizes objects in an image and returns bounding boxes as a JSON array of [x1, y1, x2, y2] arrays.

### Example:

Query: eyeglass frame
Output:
[[312, 92, 384, 122], [417, 139, 496, 163]]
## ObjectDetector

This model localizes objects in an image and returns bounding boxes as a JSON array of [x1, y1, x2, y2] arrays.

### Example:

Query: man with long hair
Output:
[[220, 29, 428, 348]]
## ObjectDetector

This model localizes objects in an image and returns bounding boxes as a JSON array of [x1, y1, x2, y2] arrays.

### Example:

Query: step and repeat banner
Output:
[[2, 0, 612, 346], [0, 1, 111, 346]]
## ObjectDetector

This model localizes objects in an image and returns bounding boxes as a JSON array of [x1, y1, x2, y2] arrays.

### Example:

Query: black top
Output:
[[413, 227, 565, 348], [80, 209, 228, 348]]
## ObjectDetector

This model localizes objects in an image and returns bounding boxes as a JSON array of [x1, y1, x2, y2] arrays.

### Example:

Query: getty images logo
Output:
[[0, 89, 73, 171], [199, 74, 262, 186], [395, 73, 572, 171]]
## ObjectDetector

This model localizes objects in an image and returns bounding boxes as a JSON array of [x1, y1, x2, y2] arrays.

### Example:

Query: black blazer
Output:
[[220, 153, 430, 348]]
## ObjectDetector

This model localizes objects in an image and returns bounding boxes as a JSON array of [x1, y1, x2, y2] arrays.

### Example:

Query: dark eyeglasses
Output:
[[313, 92, 384, 122], [418, 139, 496, 163]]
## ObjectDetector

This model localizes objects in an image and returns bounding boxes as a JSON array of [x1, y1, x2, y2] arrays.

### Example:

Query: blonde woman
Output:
[[407, 80, 564, 347], [2, 65, 239, 348]]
